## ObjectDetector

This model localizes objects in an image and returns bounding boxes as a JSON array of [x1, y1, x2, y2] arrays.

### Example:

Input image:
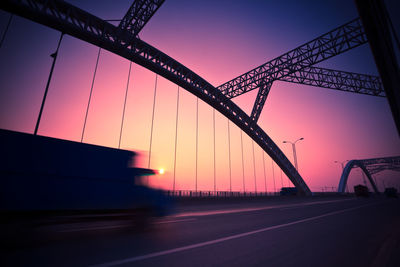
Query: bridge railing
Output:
[[165, 190, 278, 198]]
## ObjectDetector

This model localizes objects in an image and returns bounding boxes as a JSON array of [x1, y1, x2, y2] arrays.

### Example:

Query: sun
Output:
[[159, 168, 165, 174]]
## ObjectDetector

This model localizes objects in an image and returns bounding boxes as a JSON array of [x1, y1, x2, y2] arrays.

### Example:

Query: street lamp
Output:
[[282, 137, 304, 171]]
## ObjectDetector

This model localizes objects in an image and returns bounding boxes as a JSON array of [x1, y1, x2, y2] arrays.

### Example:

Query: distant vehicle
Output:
[[354, 185, 369, 197], [0, 129, 172, 224], [384, 187, 398, 198], [280, 187, 298, 196]]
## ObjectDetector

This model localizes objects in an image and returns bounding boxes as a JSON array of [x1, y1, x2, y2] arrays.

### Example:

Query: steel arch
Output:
[[1, 0, 312, 195], [338, 160, 379, 193]]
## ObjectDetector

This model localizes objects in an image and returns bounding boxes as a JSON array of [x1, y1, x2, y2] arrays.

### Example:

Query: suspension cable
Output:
[[35, 32, 64, 135], [272, 159, 276, 194], [227, 120, 232, 192], [148, 74, 158, 169], [173, 86, 180, 192], [195, 97, 198, 192], [252, 141, 257, 193], [280, 169, 284, 188], [118, 61, 132, 149], [0, 14, 13, 48], [213, 108, 216, 193], [287, 173, 290, 187], [81, 47, 101, 142], [262, 151, 267, 193], [240, 130, 245, 192]]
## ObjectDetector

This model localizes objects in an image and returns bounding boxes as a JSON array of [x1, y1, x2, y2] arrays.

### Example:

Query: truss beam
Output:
[[250, 82, 272, 123], [119, 0, 165, 36], [218, 18, 367, 99], [280, 66, 384, 97], [248, 66, 383, 124], [1, 0, 311, 195]]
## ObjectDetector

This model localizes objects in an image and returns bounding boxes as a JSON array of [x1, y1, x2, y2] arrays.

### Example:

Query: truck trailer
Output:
[[0, 129, 171, 222]]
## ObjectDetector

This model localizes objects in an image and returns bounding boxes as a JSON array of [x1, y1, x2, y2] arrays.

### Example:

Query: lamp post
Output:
[[282, 137, 304, 171], [334, 160, 349, 192]]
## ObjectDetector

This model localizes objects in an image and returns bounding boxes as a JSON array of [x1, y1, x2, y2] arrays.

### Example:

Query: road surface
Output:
[[2, 196, 400, 266]]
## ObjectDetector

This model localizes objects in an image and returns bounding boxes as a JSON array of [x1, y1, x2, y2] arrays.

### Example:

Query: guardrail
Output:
[[165, 190, 278, 197]]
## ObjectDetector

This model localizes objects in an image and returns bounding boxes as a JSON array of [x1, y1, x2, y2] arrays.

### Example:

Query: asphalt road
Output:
[[2, 196, 400, 267]]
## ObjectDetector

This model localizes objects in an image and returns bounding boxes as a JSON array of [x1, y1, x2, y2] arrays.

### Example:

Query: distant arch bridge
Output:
[[338, 156, 400, 193]]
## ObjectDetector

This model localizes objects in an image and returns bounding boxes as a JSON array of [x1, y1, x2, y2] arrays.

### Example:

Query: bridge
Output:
[[1, 0, 400, 266], [1, 0, 399, 195], [338, 156, 400, 193]]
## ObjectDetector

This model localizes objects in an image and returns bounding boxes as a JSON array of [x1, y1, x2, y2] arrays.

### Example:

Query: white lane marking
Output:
[[152, 218, 197, 225], [60, 224, 129, 232], [279, 206, 303, 211], [173, 198, 354, 218], [92, 201, 379, 267]]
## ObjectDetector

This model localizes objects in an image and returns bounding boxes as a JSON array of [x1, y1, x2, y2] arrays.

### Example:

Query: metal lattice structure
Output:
[[217, 18, 367, 98], [249, 66, 384, 123], [119, 0, 165, 36], [280, 66, 384, 97], [338, 156, 400, 193]]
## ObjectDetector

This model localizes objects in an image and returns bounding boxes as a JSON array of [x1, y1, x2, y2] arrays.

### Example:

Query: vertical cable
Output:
[[240, 130, 245, 193], [262, 152, 267, 193], [118, 61, 132, 149], [35, 32, 64, 135], [227, 120, 232, 192], [280, 169, 284, 188], [173, 86, 180, 192], [81, 47, 101, 142], [195, 97, 199, 192], [252, 141, 257, 193], [213, 108, 216, 193], [148, 74, 158, 169], [0, 14, 13, 48], [272, 160, 276, 194]]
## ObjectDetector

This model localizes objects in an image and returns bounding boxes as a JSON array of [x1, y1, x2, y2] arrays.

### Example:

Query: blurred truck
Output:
[[384, 187, 398, 198], [280, 187, 298, 196], [0, 129, 171, 224], [354, 184, 369, 197]]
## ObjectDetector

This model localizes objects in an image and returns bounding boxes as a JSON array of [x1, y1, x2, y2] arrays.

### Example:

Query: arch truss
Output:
[[0, 0, 386, 195], [338, 156, 400, 193]]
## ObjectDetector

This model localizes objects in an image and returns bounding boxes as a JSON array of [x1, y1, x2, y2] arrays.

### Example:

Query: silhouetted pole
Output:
[[283, 137, 304, 171], [34, 32, 64, 135]]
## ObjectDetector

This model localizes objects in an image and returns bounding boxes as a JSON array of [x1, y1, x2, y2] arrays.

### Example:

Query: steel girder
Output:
[[245, 66, 383, 123], [280, 66, 384, 97], [119, 0, 165, 36], [217, 18, 367, 98], [338, 156, 400, 193], [250, 82, 272, 123], [0, 0, 312, 195]]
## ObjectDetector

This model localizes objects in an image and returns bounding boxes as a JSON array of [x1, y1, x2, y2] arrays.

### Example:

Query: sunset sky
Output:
[[0, 0, 399, 193]]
